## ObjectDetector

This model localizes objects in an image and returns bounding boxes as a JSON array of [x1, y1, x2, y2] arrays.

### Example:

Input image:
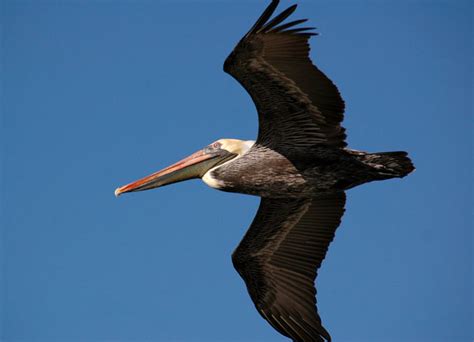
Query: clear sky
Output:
[[1, 1, 472, 341]]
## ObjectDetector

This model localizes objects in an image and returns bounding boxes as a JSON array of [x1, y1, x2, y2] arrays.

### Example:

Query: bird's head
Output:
[[114, 138, 254, 197]]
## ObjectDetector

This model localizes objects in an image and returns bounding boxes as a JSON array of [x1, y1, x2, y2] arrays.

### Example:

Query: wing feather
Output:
[[270, 19, 308, 33], [224, 1, 346, 152], [232, 192, 346, 342], [261, 4, 298, 33], [244, 0, 279, 38]]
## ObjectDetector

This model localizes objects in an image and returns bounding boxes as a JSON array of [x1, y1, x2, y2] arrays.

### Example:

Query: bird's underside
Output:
[[114, 1, 414, 342], [209, 144, 400, 198]]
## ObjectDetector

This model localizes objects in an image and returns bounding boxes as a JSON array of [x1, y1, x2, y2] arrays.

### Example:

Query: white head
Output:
[[211, 138, 255, 156]]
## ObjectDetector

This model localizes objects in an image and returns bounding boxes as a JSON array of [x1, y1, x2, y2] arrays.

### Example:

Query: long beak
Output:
[[114, 148, 236, 197]]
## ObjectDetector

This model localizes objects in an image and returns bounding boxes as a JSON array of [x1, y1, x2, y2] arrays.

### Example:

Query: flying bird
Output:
[[115, 1, 414, 341]]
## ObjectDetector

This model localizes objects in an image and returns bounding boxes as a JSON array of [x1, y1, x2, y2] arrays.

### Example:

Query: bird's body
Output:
[[205, 144, 409, 198], [115, 1, 414, 341]]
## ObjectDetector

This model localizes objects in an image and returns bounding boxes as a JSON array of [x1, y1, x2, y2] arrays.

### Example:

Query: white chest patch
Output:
[[202, 170, 225, 189], [201, 139, 255, 189]]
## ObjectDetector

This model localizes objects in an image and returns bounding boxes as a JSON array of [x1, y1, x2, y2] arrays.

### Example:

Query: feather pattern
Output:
[[224, 0, 346, 152], [232, 192, 346, 342], [261, 4, 298, 33], [270, 19, 308, 33]]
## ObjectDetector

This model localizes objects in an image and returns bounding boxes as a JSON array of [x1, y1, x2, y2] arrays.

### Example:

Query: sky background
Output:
[[1, 0, 472, 341]]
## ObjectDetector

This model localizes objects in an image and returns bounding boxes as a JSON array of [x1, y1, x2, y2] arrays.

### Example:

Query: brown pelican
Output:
[[115, 1, 414, 341]]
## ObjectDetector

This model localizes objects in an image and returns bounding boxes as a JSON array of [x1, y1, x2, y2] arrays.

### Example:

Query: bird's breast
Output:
[[204, 147, 309, 198]]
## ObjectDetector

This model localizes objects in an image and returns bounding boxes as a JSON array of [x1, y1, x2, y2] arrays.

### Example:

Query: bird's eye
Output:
[[204, 142, 221, 153]]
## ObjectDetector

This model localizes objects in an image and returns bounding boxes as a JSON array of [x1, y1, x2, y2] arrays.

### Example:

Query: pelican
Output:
[[115, 1, 414, 341]]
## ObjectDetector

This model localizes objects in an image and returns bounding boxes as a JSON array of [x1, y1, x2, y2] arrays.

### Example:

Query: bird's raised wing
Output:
[[224, 0, 346, 152], [232, 192, 346, 342]]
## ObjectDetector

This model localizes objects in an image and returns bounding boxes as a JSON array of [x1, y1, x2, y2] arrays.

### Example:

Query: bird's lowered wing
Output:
[[224, 0, 346, 152], [232, 192, 346, 342]]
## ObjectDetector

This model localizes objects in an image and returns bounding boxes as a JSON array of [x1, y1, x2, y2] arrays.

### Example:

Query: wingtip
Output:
[[261, 3, 299, 33], [244, 0, 280, 38]]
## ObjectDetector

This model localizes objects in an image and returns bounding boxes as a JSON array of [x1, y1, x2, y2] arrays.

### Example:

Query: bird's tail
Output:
[[360, 151, 415, 179]]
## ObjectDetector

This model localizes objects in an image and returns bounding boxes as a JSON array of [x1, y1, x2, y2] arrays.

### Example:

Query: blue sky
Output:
[[1, 1, 472, 341]]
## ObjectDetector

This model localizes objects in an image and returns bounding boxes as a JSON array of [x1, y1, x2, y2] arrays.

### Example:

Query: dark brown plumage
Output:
[[232, 193, 345, 341], [224, 1, 346, 152], [115, 1, 414, 341], [214, 2, 413, 341]]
